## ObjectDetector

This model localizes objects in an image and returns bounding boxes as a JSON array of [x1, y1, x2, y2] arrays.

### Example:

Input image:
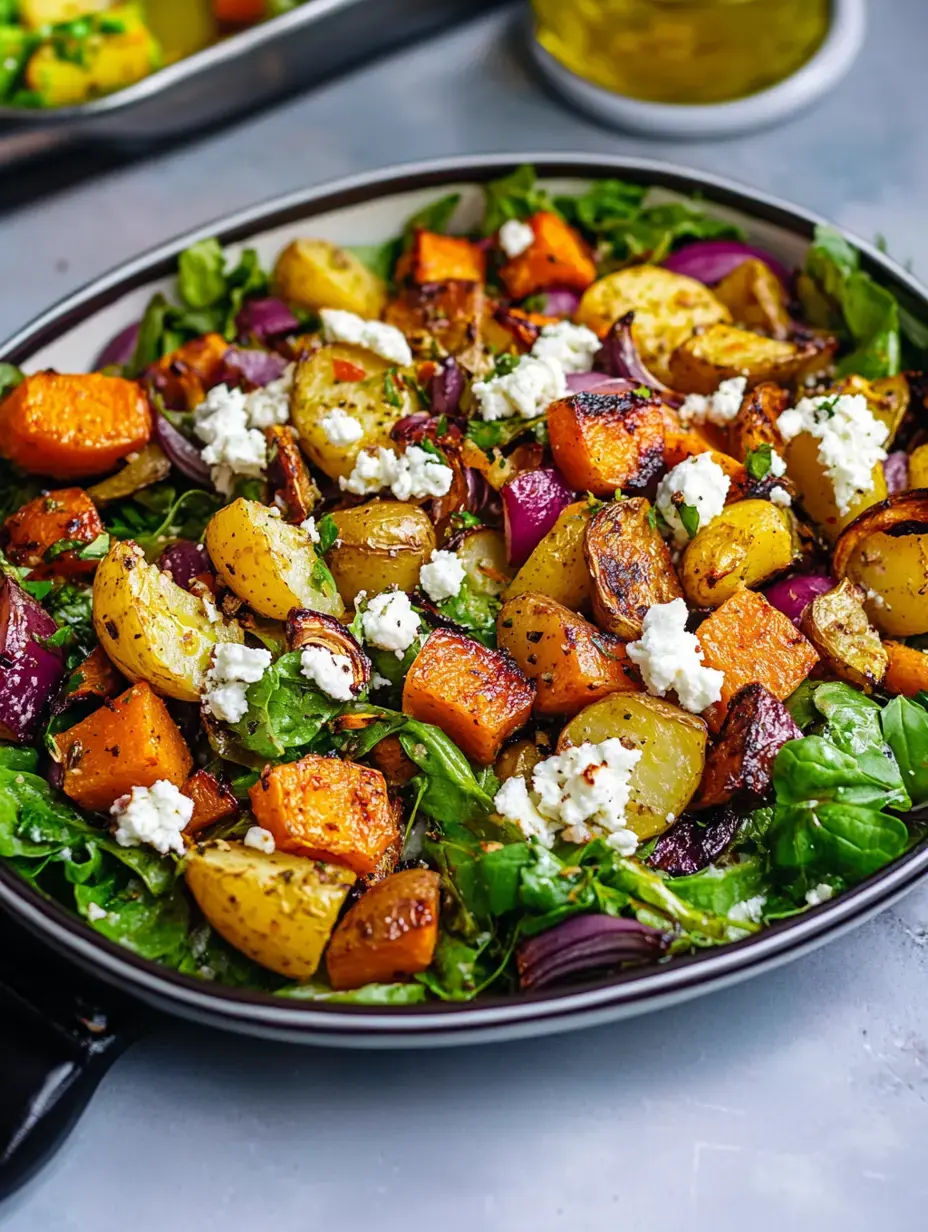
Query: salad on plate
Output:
[[1, 165, 927, 1005]]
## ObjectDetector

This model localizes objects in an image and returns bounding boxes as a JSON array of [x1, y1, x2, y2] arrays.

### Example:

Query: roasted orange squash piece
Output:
[[181, 769, 239, 836], [148, 332, 228, 410], [250, 754, 398, 876], [883, 642, 928, 698], [326, 868, 441, 990], [548, 390, 665, 496], [0, 372, 152, 480], [697, 589, 819, 731], [56, 681, 193, 812], [405, 230, 486, 284], [3, 488, 105, 580], [499, 211, 597, 300], [384, 281, 489, 368], [402, 628, 535, 764], [498, 593, 640, 716], [727, 381, 789, 462]]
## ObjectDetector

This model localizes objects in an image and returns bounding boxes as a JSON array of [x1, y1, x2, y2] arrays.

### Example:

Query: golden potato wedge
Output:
[[291, 343, 416, 482], [575, 265, 731, 383], [93, 540, 243, 702], [328, 500, 436, 608], [584, 498, 682, 639], [680, 500, 796, 609], [272, 238, 387, 317], [833, 491, 928, 637], [799, 579, 888, 692], [495, 737, 551, 784], [668, 323, 835, 395], [184, 841, 356, 980], [205, 498, 344, 622], [827, 373, 911, 446], [910, 444, 928, 489], [452, 526, 512, 597], [503, 500, 594, 611], [712, 258, 791, 339], [558, 693, 708, 839], [783, 429, 887, 543]]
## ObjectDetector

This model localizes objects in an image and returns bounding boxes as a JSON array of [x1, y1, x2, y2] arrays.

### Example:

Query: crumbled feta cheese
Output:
[[419, 549, 466, 603], [770, 450, 788, 478], [498, 218, 535, 258], [86, 902, 108, 923], [192, 369, 295, 492], [530, 321, 601, 374], [244, 365, 294, 429], [339, 445, 453, 500], [361, 590, 421, 658], [369, 671, 392, 691], [805, 882, 835, 906], [472, 355, 567, 421], [300, 516, 321, 544], [769, 485, 792, 507], [627, 598, 724, 714], [728, 894, 767, 924], [865, 587, 887, 610], [300, 646, 357, 701], [202, 643, 272, 723], [655, 453, 731, 545], [777, 393, 889, 516], [110, 780, 194, 856], [322, 407, 364, 445], [320, 308, 412, 366], [243, 825, 276, 854], [679, 376, 747, 427], [494, 739, 642, 852]]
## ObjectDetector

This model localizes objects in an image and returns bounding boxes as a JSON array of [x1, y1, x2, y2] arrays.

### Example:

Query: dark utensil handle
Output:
[[0, 911, 138, 1199]]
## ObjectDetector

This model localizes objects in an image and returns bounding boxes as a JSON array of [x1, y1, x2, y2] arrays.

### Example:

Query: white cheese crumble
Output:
[[777, 393, 889, 516], [769, 485, 792, 507], [369, 671, 392, 691], [322, 407, 364, 445], [243, 825, 276, 854], [472, 355, 567, 422], [655, 453, 731, 545], [339, 445, 453, 500], [110, 780, 194, 857], [805, 882, 835, 907], [86, 902, 108, 923], [728, 894, 767, 924], [627, 598, 724, 714], [770, 451, 788, 478], [498, 218, 535, 258], [865, 587, 887, 610], [300, 646, 357, 701], [244, 364, 295, 428], [419, 549, 466, 603], [530, 321, 602, 374], [300, 516, 321, 544], [320, 308, 412, 366], [494, 739, 642, 853], [361, 590, 421, 658], [192, 368, 295, 493], [202, 643, 273, 724], [678, 376, 748, 427]]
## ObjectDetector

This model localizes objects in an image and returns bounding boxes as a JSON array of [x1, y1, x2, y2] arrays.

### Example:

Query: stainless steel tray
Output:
[[0, 0, 504, 165]]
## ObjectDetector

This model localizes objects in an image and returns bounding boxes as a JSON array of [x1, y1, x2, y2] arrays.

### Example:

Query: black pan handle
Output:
[[0, 911, 140, 1199]]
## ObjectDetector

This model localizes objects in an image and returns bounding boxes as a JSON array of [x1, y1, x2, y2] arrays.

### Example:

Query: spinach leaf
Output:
[[415, 930, 497, 1001], [404, 193, 462, 240], [103, 486, 221, 557], [465, 414, 547, 452], [349, 242, 400, 283], [178, 238, 228, 309], [0, 457, 42, 524], [229, 651, 341, 760], [434, 580, 500, 648], [480, 164, 556, 237], [0, 361, 24, 400], [45, 583, 95, 662], [772, 802, 908, 881], [600, 852, 741, 940], [785, 679, 823, 730], [177, 921, 284, 989], [773, 736, 902, 810], [668, 855, 769, 917], [73, 876, 191, 965], [813, 683, 909, 810], [0, 746, 39, 772], [882, 696, 928, 809]]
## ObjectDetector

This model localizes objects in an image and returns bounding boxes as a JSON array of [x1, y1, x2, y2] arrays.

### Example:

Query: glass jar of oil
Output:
[[531, 0, 831, 105]]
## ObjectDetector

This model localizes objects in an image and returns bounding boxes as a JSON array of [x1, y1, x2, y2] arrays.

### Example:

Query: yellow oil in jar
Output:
[[532, 0, 831, 105]]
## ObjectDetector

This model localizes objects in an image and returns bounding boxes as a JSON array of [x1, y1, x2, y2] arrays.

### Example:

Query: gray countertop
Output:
[[4, 4, 928, 1228]]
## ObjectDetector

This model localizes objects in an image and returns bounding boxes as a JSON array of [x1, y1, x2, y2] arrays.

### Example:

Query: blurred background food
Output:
[[531, 0, 831, 104]]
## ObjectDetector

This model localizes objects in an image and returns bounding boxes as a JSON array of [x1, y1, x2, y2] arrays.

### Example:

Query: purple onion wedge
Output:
[[884, 451, 909, 495], [158, 541, 213, 591], [154, 414, 211, 486], [235, 297, 299, 342], [428, 356, 466, 417], [565, 372, 636, 395], [517, 914, 672, 990], [662, 239, 792, 288], [536, 287, 581, 317], [594, 313, 683, 407], [0, 576, 65, 743], [764, 572, 834, 628], [648, 807, 742, 878], [217, 346, 289, 390], [502, 466, 574, 566], [93, 321, 140, 371]]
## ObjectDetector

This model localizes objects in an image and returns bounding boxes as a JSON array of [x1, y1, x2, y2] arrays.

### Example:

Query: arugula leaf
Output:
[[415, 930, 496, 1001], [229, 651, 341, 760], [668, 855, 769, 917], [434, 579, 501, 648], [404, 192, 462, 240], [745, 443, 773, 481], [481, 165, 555, 237], [45, 584, 95, 660], [178, 238, 228, 309], [466, 414, 546, 452], [103, 486, 221, 557], [882, 696, 928, 809]]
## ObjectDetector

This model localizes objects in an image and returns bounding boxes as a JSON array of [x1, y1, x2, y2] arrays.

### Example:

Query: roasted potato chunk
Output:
[[272, 238, 386, 317], [503, 501, 594, 611], [93, 540, 243, 702], [498, 593, 640, 716], [694, 683, 802, 810], [558, 693, 708, 840], [205, 498, 344, 622], [783, 429, 888, 542], [584, 498, 682, 638], [495, 737, 550, 783], [727, 382, 790, 462], [576, 266, 731, 383], [452, 526, 512, 596], [291, 343, 416, 482], [328, 500, 436, 608], [384, 281, 489, 371], [799, 579, 888, 691], [185, 842, 356, 980], [668, 323, 835, 395], [712, 259, 791, 339], [548, 390, 665, 496], [680, 499, 796, 609], [909, 444, 928, 489]]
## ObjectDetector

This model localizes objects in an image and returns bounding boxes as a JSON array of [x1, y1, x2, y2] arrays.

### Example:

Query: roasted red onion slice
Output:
[[517, 914, 672, 989], [884, 451, 909, 495], [647, 808, 743, 877], [217, 346, 289, 390], [594, 313, 683, 407], [663, 239, 792, 287], [502, 466, 574, 566], [764, 573, 835, 627], [154, 414, 211, 486], [94, 321, 140, 371], [428, 356, 466, 417], [158, 541, 213, 591], [235, 297, 299, 342]]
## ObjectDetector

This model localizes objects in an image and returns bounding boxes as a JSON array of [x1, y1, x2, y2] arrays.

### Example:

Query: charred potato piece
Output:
[[504, 501, 594, 611], [681, 499, 796, 610], [548, 390, 665, 496], [799, 579, 888, 692], [727, 382, 790, 462], [668, 323, 835, 395], [712, 258, 791, 339], [576, 265, 731, 383], [266, 425, 321, 523], [326, 868, 440, 990], [584, 498, 682, 639], [558, 693, 708, 839], [909, 444, 928, 489], [328, 500, 436, 608], [451, 526, 512, 596], [272, 238, 386, 317], [495, 736, 551, 783], [694, 683, 802, 809], [833, 491, 928, 635]]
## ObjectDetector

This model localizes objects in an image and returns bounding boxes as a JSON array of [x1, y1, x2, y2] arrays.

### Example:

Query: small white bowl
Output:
[[529, 0, 865, 140]]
